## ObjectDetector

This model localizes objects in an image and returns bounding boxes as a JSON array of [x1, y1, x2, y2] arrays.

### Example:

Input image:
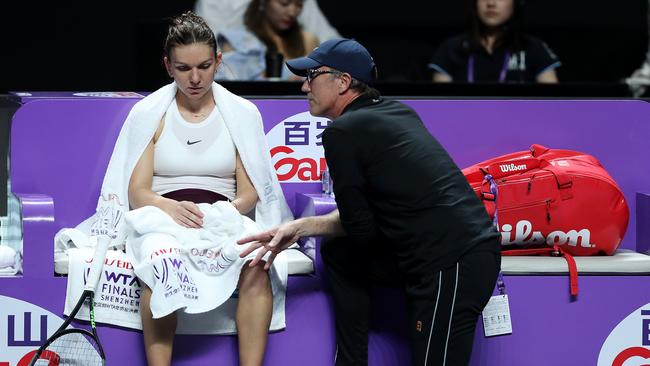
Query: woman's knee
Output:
[[140, 285, 152, 303], [238, 262, 270, 293]]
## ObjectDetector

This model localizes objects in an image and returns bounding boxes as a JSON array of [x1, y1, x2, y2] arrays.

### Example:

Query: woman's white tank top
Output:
[[152, 99, 237, 199]]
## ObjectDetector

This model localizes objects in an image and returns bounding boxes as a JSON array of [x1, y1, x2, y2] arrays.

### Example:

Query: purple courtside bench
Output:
[[2, 93, 650, 365]]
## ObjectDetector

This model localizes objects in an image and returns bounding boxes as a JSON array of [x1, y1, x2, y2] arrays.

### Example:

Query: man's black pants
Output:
[[320, 237, 500, 366]]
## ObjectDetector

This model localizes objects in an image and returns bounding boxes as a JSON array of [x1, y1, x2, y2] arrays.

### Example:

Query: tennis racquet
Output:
[[29, 196, 123, 366]]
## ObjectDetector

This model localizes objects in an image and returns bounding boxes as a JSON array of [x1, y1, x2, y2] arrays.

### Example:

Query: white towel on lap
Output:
[[61, 201, 289, 333], [126, 201, 286, 319]]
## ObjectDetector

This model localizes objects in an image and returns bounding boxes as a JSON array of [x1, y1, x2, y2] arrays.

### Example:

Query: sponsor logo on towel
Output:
[[153, 257, 198, 300], [78, 250, 142, 313]]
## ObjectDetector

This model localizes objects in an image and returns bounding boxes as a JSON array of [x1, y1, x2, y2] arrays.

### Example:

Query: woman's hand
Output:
[[164, 200, 204, 228]]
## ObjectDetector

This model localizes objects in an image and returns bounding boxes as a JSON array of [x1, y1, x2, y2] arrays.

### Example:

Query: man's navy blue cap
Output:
[[286, 38, 378, 83]]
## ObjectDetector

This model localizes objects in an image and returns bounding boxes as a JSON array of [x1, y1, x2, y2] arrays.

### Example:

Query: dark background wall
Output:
[[1, 0, 647, 92], [0, 0, 646, 215], [325, 0, 649, 82]]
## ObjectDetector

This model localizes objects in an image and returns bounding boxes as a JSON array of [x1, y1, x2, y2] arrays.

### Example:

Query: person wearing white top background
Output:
[[195, 0, 341, 43], [627, 0, 650, 96]]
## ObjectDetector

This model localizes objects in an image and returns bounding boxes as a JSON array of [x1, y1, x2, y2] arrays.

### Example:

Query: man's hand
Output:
[[237, 220, 303, 270]]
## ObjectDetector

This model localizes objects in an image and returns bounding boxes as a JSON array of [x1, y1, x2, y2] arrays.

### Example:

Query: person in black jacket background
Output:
[[429, 0, 561, 84], [238, 38, 501, 366]]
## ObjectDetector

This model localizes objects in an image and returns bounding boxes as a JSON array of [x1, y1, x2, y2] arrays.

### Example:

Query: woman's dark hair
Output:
[[244, 0, 305, 59], [164, 11, 218, 59], [462, 0, 525, 54]]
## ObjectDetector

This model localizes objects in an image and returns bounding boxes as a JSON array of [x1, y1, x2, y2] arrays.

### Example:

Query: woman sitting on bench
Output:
[[125, 11, 291, 366]]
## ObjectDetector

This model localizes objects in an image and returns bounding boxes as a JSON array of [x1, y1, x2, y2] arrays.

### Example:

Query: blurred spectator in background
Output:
[[429, 0, 560, 83], [195, 0, 339, 44], [214, 0, 319, 80], [626, 0, 650, 96]]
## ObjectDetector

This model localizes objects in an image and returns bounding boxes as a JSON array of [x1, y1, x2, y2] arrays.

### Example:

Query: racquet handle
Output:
[[85, 236, 110, 291]]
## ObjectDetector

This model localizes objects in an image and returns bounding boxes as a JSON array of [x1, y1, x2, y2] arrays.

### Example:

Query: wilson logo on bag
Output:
[[462, 144, 629, 256]]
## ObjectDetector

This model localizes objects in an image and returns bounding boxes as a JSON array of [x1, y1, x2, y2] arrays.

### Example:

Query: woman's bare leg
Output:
[[236, 263, 273, 366], [140, 285, 177, 366]]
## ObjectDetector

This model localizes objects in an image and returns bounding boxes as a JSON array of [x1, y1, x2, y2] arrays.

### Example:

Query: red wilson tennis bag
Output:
[[462, 144, 629, 257]]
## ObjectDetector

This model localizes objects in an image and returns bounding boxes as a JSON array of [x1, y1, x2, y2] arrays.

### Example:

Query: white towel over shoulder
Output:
[[58, 82, 293, 334], [71, 81, 292, 251]]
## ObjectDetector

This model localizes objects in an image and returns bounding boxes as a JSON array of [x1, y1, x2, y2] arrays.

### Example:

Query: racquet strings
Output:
[[35, 331, 103, 366]]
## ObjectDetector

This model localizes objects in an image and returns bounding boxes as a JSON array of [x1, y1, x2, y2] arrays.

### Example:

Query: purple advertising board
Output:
[[262, 98, 650, 252], [1, 93, 649, 365]]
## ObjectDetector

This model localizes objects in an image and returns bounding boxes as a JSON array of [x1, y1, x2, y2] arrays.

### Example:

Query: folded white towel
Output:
[[125, 201, 286, 319], [0, 245, 16, 268], [0, 245, 22, 275]]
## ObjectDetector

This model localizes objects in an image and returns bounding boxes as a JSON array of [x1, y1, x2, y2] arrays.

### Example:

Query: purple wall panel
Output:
[[470, 276, 650, 366], [3, 94, 650, 365], [638, 193, 650, 253]]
